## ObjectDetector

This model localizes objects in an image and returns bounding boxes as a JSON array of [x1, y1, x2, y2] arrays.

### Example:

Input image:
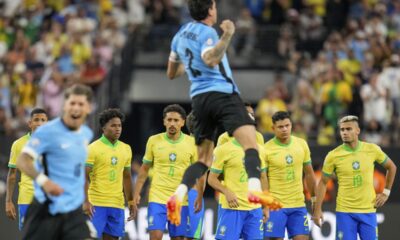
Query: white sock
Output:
[[248, 178, 262, 191], [174, 184, 188, 201]]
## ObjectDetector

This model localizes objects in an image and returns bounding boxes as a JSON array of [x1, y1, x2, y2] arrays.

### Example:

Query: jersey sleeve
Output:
[[256, 132, 265, 145], [190, 140, 198, 164], [210, 147, 225, 174], [302, 140, 312, 166], [143, 137, 154, 165], [124, 145, 133, 169], [8, 141, 19, 168], [86, 144, 96, 168], [200, 28, 219, 59], [258, 145, 267, 172], [216, 132, 229, 146], [322, 151, 335, 177], [22, 128, 51, 160], [169, 34, 180, 62], [373, 144, 388, 165]]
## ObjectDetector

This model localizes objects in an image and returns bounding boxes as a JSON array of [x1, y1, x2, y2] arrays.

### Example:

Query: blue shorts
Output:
[[187, 189, 204, 239], [336, 212, 377, 240], [18, 204, 30, 230], [215, 208, 263, 240], [147, 202, 189, 237], [91, 206, 125, 238], [264, 207, 310, 238]]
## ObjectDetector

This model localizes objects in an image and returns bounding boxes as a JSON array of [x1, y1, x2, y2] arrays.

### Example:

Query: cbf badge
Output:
[[111, 156, 118, 166], [169, 153, 177, 162], [286, 155, 294, 165], [352, 161, 360, 170]]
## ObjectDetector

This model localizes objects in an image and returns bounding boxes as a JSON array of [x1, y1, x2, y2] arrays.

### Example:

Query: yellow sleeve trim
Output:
[[124, 166, 131, 169], [85, 163, 93, 167], [261, 167, 267, 173], [210, 168, 222, 174], [8, 164, 17, 168], [143, 159, 152, 165]]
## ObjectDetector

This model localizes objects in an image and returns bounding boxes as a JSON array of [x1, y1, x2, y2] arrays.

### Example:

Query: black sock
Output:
[[244, 148, 261, 178], [181, 162, 208, 188]]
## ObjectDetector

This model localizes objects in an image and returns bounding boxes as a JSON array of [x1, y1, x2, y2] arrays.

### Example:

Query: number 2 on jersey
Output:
[[185, 48, 201, 77]]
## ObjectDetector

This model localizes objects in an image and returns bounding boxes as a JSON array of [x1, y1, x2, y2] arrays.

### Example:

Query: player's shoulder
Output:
[[147, 132, 164, 143], [13, 133, 30, 146], [292, 135, 309, 146], [360, 141, 380, 150], [183, 133, 195, 143], [326, 144, 344, 158], [118, 140, 132, 151]]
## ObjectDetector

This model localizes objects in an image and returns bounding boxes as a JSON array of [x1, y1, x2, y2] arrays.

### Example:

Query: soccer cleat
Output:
[[248, 191, 283, 210], [167, 195, 182, 225]]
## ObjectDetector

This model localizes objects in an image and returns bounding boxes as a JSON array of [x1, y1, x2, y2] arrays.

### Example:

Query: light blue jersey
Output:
[[170, 21, 239, 97], [22, 118, 93, 215]]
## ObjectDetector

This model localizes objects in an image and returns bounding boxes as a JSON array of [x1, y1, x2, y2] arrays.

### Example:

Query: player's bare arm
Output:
[[5, 168, 17, 220], [202, 20, 235, 67], [83, 166, 94, 218], [123, 168, 134, 221], [208, 171, 239, 208], [194, 174, 206, 213], [167, 61, 185, 80], [304, 164, 317, 213], [16, 152, 63, 196], [260, 172, 269, 223], [312, 174, 330, 227], [375, 158, 397, 208], [132, 163, 151, 217]]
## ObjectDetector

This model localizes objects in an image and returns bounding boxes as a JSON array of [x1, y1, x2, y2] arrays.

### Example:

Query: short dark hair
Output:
[[64, 84, 94, 102], [243, 101, 252, 108], [99, 108, 125, 128], [186, 112, 196, 134], [30, 108, 47, 117], [163, 104, 187, 120], [272, 111, 291, 124], [188, 0, 214, 21]]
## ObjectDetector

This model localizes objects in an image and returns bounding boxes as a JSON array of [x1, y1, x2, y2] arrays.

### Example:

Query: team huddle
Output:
[[4, 0, 397, 239]]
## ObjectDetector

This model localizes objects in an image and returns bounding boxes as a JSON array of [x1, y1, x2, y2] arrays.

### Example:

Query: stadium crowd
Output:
[[0, 0, 398, 196]]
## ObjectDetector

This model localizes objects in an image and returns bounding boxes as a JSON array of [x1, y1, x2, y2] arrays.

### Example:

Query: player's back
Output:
[[171, 22, 239, 97]]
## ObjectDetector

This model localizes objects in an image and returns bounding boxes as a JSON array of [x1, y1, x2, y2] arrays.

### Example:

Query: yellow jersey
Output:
[[264, 136, 311, 208], [86, 136, 132, 209], [143, 133, 197, 206], [322, 141, 387, 213], [217, 131, 264, 146], [211, 140, 266, 210], [216, 131, 264, 206], [8, 133, 33, 205]]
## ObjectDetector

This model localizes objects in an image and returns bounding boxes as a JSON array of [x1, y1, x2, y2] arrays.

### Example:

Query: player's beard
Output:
[[168, 127, 177, 135]]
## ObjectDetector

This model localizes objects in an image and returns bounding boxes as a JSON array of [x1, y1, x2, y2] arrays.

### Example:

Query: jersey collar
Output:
[[342, 140, 362, 152], [100, 134, 119, 148], [164, 132, 184, 144], [273, 136, 292, 147]]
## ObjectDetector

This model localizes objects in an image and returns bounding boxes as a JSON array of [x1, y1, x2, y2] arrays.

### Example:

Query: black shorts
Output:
[[192, 91, 254, 145], [22, 199, 97, 240]]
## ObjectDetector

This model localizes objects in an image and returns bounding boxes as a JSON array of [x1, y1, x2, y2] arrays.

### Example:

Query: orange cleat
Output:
[[248, 191, 283, 210], [167, 195, 182, 225]]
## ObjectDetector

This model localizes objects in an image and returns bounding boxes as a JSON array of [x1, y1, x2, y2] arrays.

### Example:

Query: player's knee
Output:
[[244, 149, 261, 178]]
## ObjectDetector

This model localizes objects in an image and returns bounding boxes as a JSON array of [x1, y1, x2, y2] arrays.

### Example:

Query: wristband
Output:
[[35, 173, 49, 187], [383, 188, 391, 197]]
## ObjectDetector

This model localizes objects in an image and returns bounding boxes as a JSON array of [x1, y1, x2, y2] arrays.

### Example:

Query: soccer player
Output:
[[167, 0, 274, 222], [83, 108, 134, 239], [5, 108, 48, 230], [16, 84, 96, 240], [185, 112, 205, 240], [133, 104, 197, 240], [313, 115, 397, 240], [263, 111, 316, 240], [208, 136, 272, 240]]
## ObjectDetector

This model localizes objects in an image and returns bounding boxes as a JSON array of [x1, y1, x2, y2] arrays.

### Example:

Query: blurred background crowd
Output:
[[0, 0, 399, 200]]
